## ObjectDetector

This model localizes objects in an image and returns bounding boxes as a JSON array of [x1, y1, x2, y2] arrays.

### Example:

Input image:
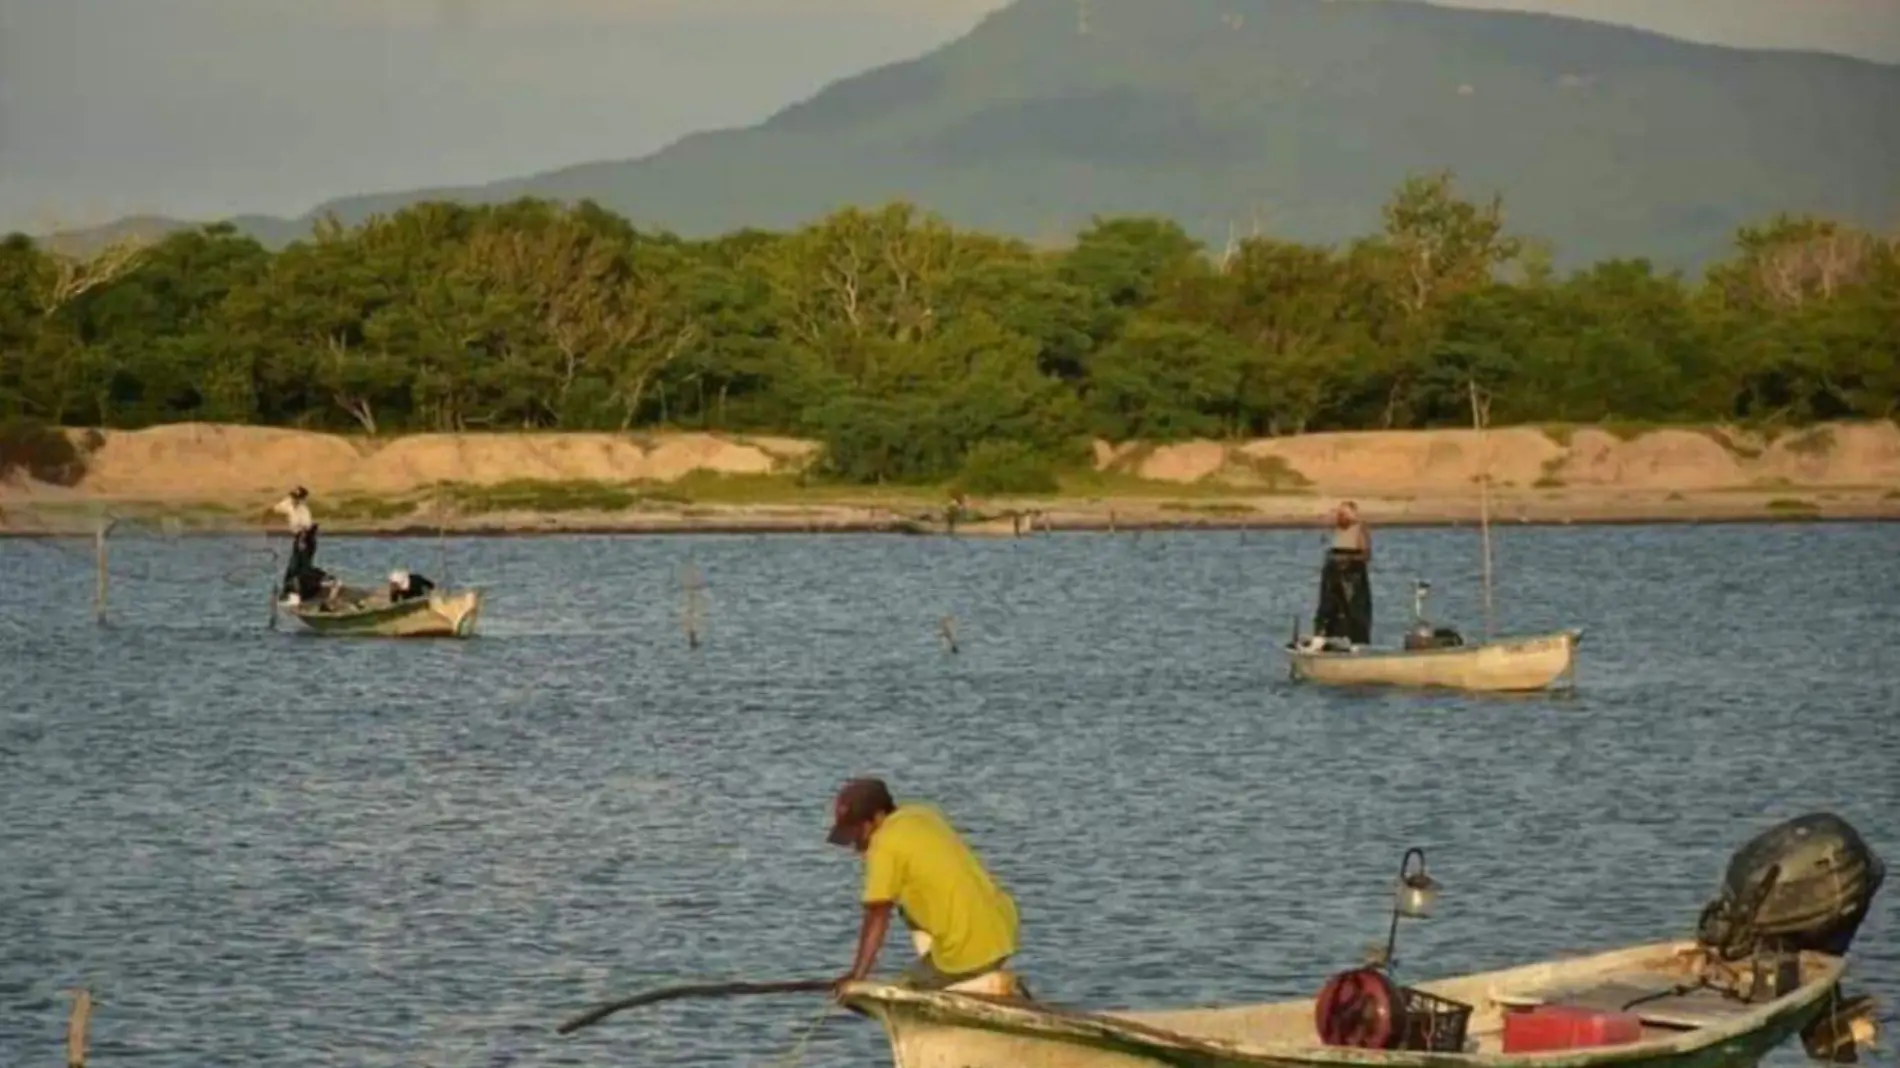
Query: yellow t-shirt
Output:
[[862, 804, 1019, 975]]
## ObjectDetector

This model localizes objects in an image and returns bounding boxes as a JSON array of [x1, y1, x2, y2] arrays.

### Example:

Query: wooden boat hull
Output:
[[1285, 629, 1581, 693], [841, 941, 1844, 1068], [284, 589, 483, 638]]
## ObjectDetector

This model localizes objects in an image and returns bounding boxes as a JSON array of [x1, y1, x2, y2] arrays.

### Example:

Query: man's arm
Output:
[[840, 901, 893, 988]]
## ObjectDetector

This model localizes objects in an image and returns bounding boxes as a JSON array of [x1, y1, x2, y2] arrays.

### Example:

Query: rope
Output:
[[764, 1000, 835, 1068], [11, 523, 282, 588]]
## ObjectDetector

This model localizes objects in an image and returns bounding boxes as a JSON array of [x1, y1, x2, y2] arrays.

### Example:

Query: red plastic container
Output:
[[1502, 1004, 1644, 1053]]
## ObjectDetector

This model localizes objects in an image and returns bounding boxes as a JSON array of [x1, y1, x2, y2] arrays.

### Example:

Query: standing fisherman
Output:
[[1314, 501, 1373, 645], [827, 778, 1022, 996], [270, 486, 319, 596]]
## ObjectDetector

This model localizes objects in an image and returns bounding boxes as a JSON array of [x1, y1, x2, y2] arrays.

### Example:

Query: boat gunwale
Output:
[[282, 586, 483, 624], [839, 940, 1846, 1067], [1283, 629, 1583, 666]]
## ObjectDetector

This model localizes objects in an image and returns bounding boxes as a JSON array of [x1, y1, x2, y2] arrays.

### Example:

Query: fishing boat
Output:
[[275, 485, 483, 638], [280, 583, 483, 638], [555, 816, 1879, 1067], [840, 940, 1861, 1067], [1285, 583, 1582, 692], [1284, 381, 1581, 693], [839, 814, 1883, 1068]]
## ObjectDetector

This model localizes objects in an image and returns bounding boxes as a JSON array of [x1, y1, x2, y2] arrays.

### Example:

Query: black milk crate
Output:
[[1396, 986, 1473, 1053]]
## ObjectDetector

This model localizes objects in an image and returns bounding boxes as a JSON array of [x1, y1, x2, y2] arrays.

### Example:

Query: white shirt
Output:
[[273, 496, 313, 532]]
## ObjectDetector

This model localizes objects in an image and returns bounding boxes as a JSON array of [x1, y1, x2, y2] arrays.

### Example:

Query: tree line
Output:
[[2, 173, 1894, 489]]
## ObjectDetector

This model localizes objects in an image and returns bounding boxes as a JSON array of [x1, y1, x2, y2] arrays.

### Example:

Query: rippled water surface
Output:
[[3, 522, 1897, 1067]]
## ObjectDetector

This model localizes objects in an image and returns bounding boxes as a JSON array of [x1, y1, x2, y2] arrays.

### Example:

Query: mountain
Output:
[[40, 0, 1900, 270]]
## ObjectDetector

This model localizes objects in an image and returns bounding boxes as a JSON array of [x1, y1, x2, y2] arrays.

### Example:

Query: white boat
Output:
[[558, 814, 1880, 1068], [839, 939, 1869, 1068], [1286, 626, 1582, 692], [1286, 382, 1582, 693]]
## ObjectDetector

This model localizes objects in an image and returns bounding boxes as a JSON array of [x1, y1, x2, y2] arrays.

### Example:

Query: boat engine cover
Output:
[[1402, 626, 1465, 651], [1696, 812, 1885, 960]]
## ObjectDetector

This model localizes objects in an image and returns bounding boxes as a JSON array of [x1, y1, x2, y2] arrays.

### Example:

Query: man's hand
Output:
[[840, 901, 893, 997], [830, 971, 862, 1000]]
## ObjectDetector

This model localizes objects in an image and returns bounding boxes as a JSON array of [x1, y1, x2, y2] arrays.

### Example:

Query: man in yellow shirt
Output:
[[827, 777, 1019, 992]]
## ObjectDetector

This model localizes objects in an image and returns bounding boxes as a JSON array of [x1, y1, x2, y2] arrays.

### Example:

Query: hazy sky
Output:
[[2, 0, 1896, 233]]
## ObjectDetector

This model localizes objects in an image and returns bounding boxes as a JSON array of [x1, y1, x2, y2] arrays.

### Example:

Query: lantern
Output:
[[1380, 847, 1439, 970]]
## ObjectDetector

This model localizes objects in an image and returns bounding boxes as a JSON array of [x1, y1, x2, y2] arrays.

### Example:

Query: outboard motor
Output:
[[1694, 812, 1884, 962], [1402, 581, 1466, 651]]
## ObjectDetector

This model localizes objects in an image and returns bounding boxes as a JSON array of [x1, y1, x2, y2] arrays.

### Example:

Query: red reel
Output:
[[1315, 967, 1399, 1050]]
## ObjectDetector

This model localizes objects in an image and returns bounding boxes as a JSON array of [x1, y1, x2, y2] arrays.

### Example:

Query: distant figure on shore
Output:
[[1314, 501, 1373, 645], [387, 569, 436, 602], [270, 486, 319, 596]]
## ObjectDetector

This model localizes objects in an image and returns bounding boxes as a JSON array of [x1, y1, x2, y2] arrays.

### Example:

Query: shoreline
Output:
[[5, 420, 1897, 539], [5, 488, 1896, 539]]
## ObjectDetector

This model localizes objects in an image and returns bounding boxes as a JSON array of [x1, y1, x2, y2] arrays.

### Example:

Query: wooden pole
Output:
[[682, 562, 705, 650], [93, 520, 109, 626], [68, 988, 91, 1068], [556, 978, 831, 1036], [1469, 379, 1496, 641], [434, 482, 450, 590]]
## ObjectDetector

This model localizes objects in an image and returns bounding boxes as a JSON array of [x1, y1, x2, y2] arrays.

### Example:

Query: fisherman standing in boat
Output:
[[1314, 500, 1373, 646], [270, 486, 319, 596], [827, 778, 1021, 996]]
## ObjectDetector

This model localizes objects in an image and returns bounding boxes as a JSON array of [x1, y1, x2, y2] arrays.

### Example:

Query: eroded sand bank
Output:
[[3, 421, 1897, 534]]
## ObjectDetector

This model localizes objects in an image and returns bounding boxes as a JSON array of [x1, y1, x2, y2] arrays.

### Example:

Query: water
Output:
[[2, 522, 1896, 1067]]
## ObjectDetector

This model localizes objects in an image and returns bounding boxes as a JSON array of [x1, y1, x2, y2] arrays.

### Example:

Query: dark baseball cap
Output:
[[827, 777, 895, 846]]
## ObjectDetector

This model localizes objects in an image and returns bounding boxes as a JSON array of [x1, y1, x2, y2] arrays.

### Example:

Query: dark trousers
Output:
[[1315, 549, 1372, 644], [282, 526, 318, 592]]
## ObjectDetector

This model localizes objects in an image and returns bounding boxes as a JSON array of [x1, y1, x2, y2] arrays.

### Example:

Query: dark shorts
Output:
[[898, 954, 1010, 991]]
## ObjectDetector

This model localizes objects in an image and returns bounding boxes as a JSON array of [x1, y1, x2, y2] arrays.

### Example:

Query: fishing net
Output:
[[3, 506, 285, 626]]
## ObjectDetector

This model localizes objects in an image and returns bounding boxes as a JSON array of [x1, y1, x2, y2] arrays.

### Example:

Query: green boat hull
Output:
[[283, 588, 483, 638]]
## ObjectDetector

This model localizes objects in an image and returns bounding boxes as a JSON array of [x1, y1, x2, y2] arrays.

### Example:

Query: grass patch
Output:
[[1540, 424, 1577, 449], [293, 461, 1318, 518], [1666, 491, 1687, 502], [1598, 420, 1667, 442], [439, 478, 639, 515], [661, 471, 813, 504], [1766, 497, 1819, 514], [1101, 441, 1159, 476], [1158, 501, 1258, 516], [1539, 420, 1665, 446], [953, 440, 1060, 495], [1059, 469, 1257, 501], [1886, 489, 1900, 501], [1702, 425, 1764, 460], [326, 493, 418, 521], [1541, 422, 1774, 456], [1780, 427, 1837, 457], [1219, 452, 1314, 492], [1534, 455, 1566, 489]]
